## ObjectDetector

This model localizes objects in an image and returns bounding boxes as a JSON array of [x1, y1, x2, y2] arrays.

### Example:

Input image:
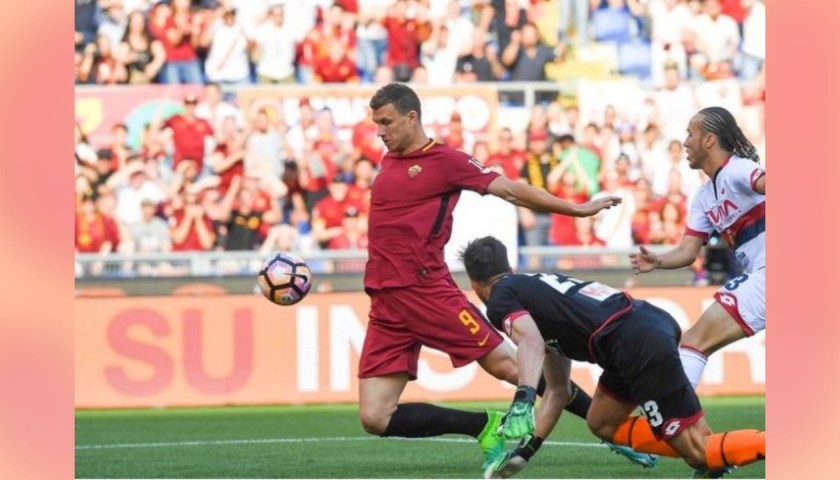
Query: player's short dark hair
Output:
[[370, 83, 422, 120], [460, 236, 512, 283]]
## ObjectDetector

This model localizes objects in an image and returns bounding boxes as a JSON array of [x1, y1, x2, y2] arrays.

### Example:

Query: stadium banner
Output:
[[75, 287, 764, 409], [235, 84, 499, 143], [75, 85, 201, 150]]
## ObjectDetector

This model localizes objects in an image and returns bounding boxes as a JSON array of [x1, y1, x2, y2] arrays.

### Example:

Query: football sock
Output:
[[564, 381, 592, 419], [704, 430, 765, 470], [536, 377, 592, 420], [381, 403, 487, 438], [612, 416, 680, 457], [516, 436, 544, 461], [679, 345, 708, 390]]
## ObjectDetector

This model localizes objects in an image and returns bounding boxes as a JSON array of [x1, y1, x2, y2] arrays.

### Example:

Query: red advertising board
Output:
[[75, 288, 764, 409]]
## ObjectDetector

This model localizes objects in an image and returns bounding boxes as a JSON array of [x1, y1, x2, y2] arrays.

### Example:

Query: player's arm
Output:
[[629, 234, 705, 274], [508, 314, 545, 389], [753, 174, 765, 195], [487, 174, 621, 217], [498, 313, 544, 439], [533, 350, 572, 441]]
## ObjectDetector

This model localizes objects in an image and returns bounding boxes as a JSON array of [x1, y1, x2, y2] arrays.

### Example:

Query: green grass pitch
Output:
[[75, 396, 765, 479]]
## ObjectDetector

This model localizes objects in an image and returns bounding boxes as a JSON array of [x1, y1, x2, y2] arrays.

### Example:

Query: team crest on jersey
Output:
[[408, 164, 422, 177]]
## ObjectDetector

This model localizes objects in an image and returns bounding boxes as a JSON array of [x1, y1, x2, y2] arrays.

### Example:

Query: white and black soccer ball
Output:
[[257, 252, 313, 306]]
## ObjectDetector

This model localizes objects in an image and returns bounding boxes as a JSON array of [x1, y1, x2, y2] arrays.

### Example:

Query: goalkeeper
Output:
[[460, 236, 766, 479]]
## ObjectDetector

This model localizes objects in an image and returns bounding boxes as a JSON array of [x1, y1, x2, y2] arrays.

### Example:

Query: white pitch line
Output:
[[76, 437, 606, 451]]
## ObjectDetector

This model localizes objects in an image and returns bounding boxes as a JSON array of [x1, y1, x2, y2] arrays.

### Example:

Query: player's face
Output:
[[372, 103, 416, 154], [683, 116, 707, 169]]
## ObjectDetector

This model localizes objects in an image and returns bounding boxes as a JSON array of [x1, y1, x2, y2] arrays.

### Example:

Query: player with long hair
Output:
[[630, 106, 765, 401]]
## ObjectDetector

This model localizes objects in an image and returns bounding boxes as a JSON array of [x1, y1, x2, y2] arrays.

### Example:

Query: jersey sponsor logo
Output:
[[408, 164, 422, 177], [477, 332, 490, 347], [663, 420, 682, 438], [467, 157, 491, 174], [705, 199, 739, 225]]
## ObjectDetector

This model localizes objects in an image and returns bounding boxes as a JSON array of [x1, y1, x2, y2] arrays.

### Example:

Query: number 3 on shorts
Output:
[[724, 273, 749, 291], [642, 400, 663, 427]]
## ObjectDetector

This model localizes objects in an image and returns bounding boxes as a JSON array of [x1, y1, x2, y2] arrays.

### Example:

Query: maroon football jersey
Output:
[[364, 140, 500, 290]]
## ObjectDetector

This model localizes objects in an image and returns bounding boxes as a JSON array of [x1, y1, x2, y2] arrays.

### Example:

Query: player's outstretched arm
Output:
[[629, 235, 705, 274], [497, 314, 545, 440], [487, 175, 621, 218], [533, 351, 571, 441]]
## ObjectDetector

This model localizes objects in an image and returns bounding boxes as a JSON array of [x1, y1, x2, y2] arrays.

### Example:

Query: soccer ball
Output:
[[257, 252, 313, 306]]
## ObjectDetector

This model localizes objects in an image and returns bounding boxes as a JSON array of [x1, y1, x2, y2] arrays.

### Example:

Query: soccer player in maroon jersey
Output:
[[357, 83, 651, 472]]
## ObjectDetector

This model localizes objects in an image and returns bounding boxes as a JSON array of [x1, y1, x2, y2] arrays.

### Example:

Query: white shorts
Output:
[[713, 267, 766, 336]]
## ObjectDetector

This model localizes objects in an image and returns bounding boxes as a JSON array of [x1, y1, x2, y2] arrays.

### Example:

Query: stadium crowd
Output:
[[74, 0, 765, 279]]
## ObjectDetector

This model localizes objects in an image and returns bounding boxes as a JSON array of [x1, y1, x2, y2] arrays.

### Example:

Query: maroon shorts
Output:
[[358, 276, 504, 380]]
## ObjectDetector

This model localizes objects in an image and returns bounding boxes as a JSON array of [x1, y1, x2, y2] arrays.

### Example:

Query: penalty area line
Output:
[[75, 436, 605, 451]]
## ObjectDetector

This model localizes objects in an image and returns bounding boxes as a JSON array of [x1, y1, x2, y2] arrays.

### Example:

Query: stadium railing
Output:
[[74, 245, 674, 279]]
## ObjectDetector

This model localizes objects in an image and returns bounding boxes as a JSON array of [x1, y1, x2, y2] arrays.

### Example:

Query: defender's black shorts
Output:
[[596, 301, 703, 440]]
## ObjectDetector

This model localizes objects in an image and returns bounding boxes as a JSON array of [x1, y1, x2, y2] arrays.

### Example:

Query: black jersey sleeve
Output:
[[486, 279, 531, 337]]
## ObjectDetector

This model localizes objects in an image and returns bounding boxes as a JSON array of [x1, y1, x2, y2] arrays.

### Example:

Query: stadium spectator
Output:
[[169, 190, 217, 252], [557, 0, 591, 46], [327, 207, 369, 250], [79, 35, 122, 85], [383, 0, 432, 81], [591, 169, 635, 248], [591, 0, 643, 43], [647, 0, 693, 87], [76, 0, 103, 50], [549, 169, 589, 245], [650, 138, 701, 198], [201, 7, 253, 85], [157, 93, 215, 173], [482, 0, 527, 54], [356, 0, 391, 82], [195, 83, 245, 132], [654, 61, 697, 140], [659, 198, 684, 245], [104, 123, 132, 171], [486, 127, 526, 180], [739, 0, 765, 81], [107, 160, 167, 227], [244, 108, 287, 197], [124, 199, 172, 255], [75, 194, 121, 255], [552, 133, 601, 196], [98, 1, 128, 50], [314, 41, 361, 83], [421, 24, 460, 86], [454, 30, 505, 82], [117, 9, 166, 84], [500, 23, 553, 81], [210, 116, 246, 197], [688, 0, 740, 81], [346, 157, 375, 216], [630, 176, 657, 245], [518, 129, 555, 248], [311, 178, 359, 249], [219, 185, 270, 251], [149, 0, 204, 84], [253, 4, 298, 84], [299, 3, 357, 84], [351, 109, 385, 166]]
